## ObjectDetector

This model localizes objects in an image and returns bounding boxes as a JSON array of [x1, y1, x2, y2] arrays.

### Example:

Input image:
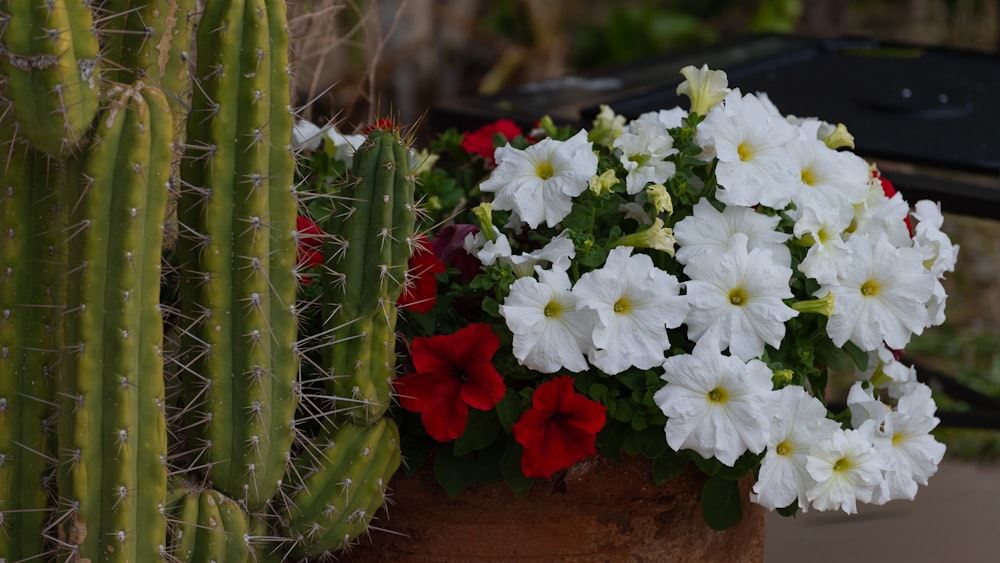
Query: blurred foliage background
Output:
[[286, 0, 1000, 460]]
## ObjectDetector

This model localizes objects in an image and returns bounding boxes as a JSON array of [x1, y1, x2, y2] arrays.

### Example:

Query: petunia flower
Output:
[[818, 234, 935, 351], [398, 235, 447, 313], [655, 341, 780, 466], [572, 246, 688, 374], [461, 119, 524, 166], [683, 234, 798, 361], [674, 198, 791, 269], [394, 323, 506, 442], [696, 90, 800, 209], [292, 119, 326, 151], [512, 376, 607, 479], [480, 129, 598, 229], [295, 215, 324, 284], [613, 119, 678, 194], [753, 385, 840, 512], [676, 64, 730, 116], [500, 269, 591, 373], [805, 422, 885, 514]]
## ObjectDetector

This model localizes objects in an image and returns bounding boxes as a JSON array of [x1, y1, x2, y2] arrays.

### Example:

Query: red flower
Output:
[[431, 224, 482, 282], [460, 119, 523, 166], [395, 323, 506, 441], [398, 235, 446, 313], [364, 117, 396, 134], [513, 376, 607, 479], [296, 215, 324, 283]]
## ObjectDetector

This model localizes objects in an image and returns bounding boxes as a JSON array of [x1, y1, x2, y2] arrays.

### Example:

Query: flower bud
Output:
[[589, 168, 620, 196], [614, 218, 676, 256], [588, 104, 626, 146], [646, 183, 673, 215], [823, 123, 856, 150], [677, 64, 730, 116], [472, 202, 496, 242], [791, 292, 835, 317]]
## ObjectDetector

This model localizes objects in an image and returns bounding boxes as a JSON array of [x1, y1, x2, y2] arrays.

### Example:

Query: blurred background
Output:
[[287, 5, 1000, 559]]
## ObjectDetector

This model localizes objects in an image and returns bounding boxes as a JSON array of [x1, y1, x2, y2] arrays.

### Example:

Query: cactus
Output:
[[167, 484, 255, 562], [281, 417, 402, 558], [54, 82, 172, 560], [99, 0, 196, 135], [175, 0, 298, 512], [0, 0, 101, 156], [0, 111, 61, 562], [321, 128, 417, 425]]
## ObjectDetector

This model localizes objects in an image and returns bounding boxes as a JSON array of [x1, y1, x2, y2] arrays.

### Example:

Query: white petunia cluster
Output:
[[465, 64, 956, 516]]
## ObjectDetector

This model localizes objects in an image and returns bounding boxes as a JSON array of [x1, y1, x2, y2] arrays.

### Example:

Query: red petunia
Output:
[[395, 323, 506, 441], [512, 376, 607, 479], [296, 215, 324, 283], [398, 235, 447, 313], [460, 119, 523, 166]]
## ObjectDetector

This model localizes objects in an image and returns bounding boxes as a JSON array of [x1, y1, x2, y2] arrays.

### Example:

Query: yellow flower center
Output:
[[801, 168, 816, 186], [613, 297, 630, 314], [892, 433, 904, 447], [543, 300, 560, 318], [728, 287, 748, 306], [832, 457, 850, 472], [860, 280, 880, 297], [737, 142, 753, 162], [707, 387, 728, 403], [775, 440, 792, 456], [535, 160, 555, 180]]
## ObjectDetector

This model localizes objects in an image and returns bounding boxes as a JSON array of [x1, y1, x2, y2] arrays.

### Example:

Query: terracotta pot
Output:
[[346, 455, 765, 562]]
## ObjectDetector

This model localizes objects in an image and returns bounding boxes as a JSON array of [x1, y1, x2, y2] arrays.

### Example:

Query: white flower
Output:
[[674, 198, 790, 269], [573, 247, 688, 374], [805, 423, 885, 514], [852, 178, 912, 248], [871, 382, 946, 504], [856, 346, 917, 387], [846, 381, 891, 429], [785, 132, 870, 215], [753, 386, 840, 511], [481, 129, 598, 228], [613, 120, 678, 194], [325, 127, 366, 166], [793, 199, 852, 285], [500, 269, 591, 373], [508, 231, 576, 277], [819, 234, 935, 351], [676, 64, 730, 115], [912, 200, 959, 277], [696, 90, 800, 209], [683, 234, 798, 361], [655, 341, 779, 466], [636, 107, 688, 130], [463, 227, 511, 266], [292, 119, 325, 151]]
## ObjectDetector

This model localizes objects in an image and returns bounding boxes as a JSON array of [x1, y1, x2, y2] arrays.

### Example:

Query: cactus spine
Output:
[[0, 0, 101, 156], [321, 128, 417, 425], [0, 115, 61, 561], [56, 83, 172, 560], [175, 0, 298, 512]]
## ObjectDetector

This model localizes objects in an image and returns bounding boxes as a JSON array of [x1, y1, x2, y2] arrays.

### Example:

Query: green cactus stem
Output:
[[321, 128, 417, 425], [167, 484, 254, 562], [0, 114, 62, 562], [99, 0, 196, 133], [55, 82, 172, 561], [281, 417, 401, 558], [0, 0, 101, 156], [175, 0, 298, 512]]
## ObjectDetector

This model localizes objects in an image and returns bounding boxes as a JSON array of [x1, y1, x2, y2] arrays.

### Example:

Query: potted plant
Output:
[[292, 65, 957, 561]]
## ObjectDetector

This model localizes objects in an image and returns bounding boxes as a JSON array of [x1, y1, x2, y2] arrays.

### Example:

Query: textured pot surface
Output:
[[347, 455, 765, 562]]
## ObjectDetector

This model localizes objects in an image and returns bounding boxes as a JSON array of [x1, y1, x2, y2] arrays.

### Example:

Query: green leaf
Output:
[[651, 450, 690, 484], [634, 425, 668, 458], [433, 443, 503, 498], [844, 340, 869, 371], [701, 477, 743, 531], [495, 389, 526, 432], [453, 408, 502, 456], [500, 437, 536, 497], [689, 451, 723, 476]]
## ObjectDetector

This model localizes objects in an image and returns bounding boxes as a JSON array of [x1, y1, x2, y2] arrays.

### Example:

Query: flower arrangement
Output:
[[293, 65, 958, 529]]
